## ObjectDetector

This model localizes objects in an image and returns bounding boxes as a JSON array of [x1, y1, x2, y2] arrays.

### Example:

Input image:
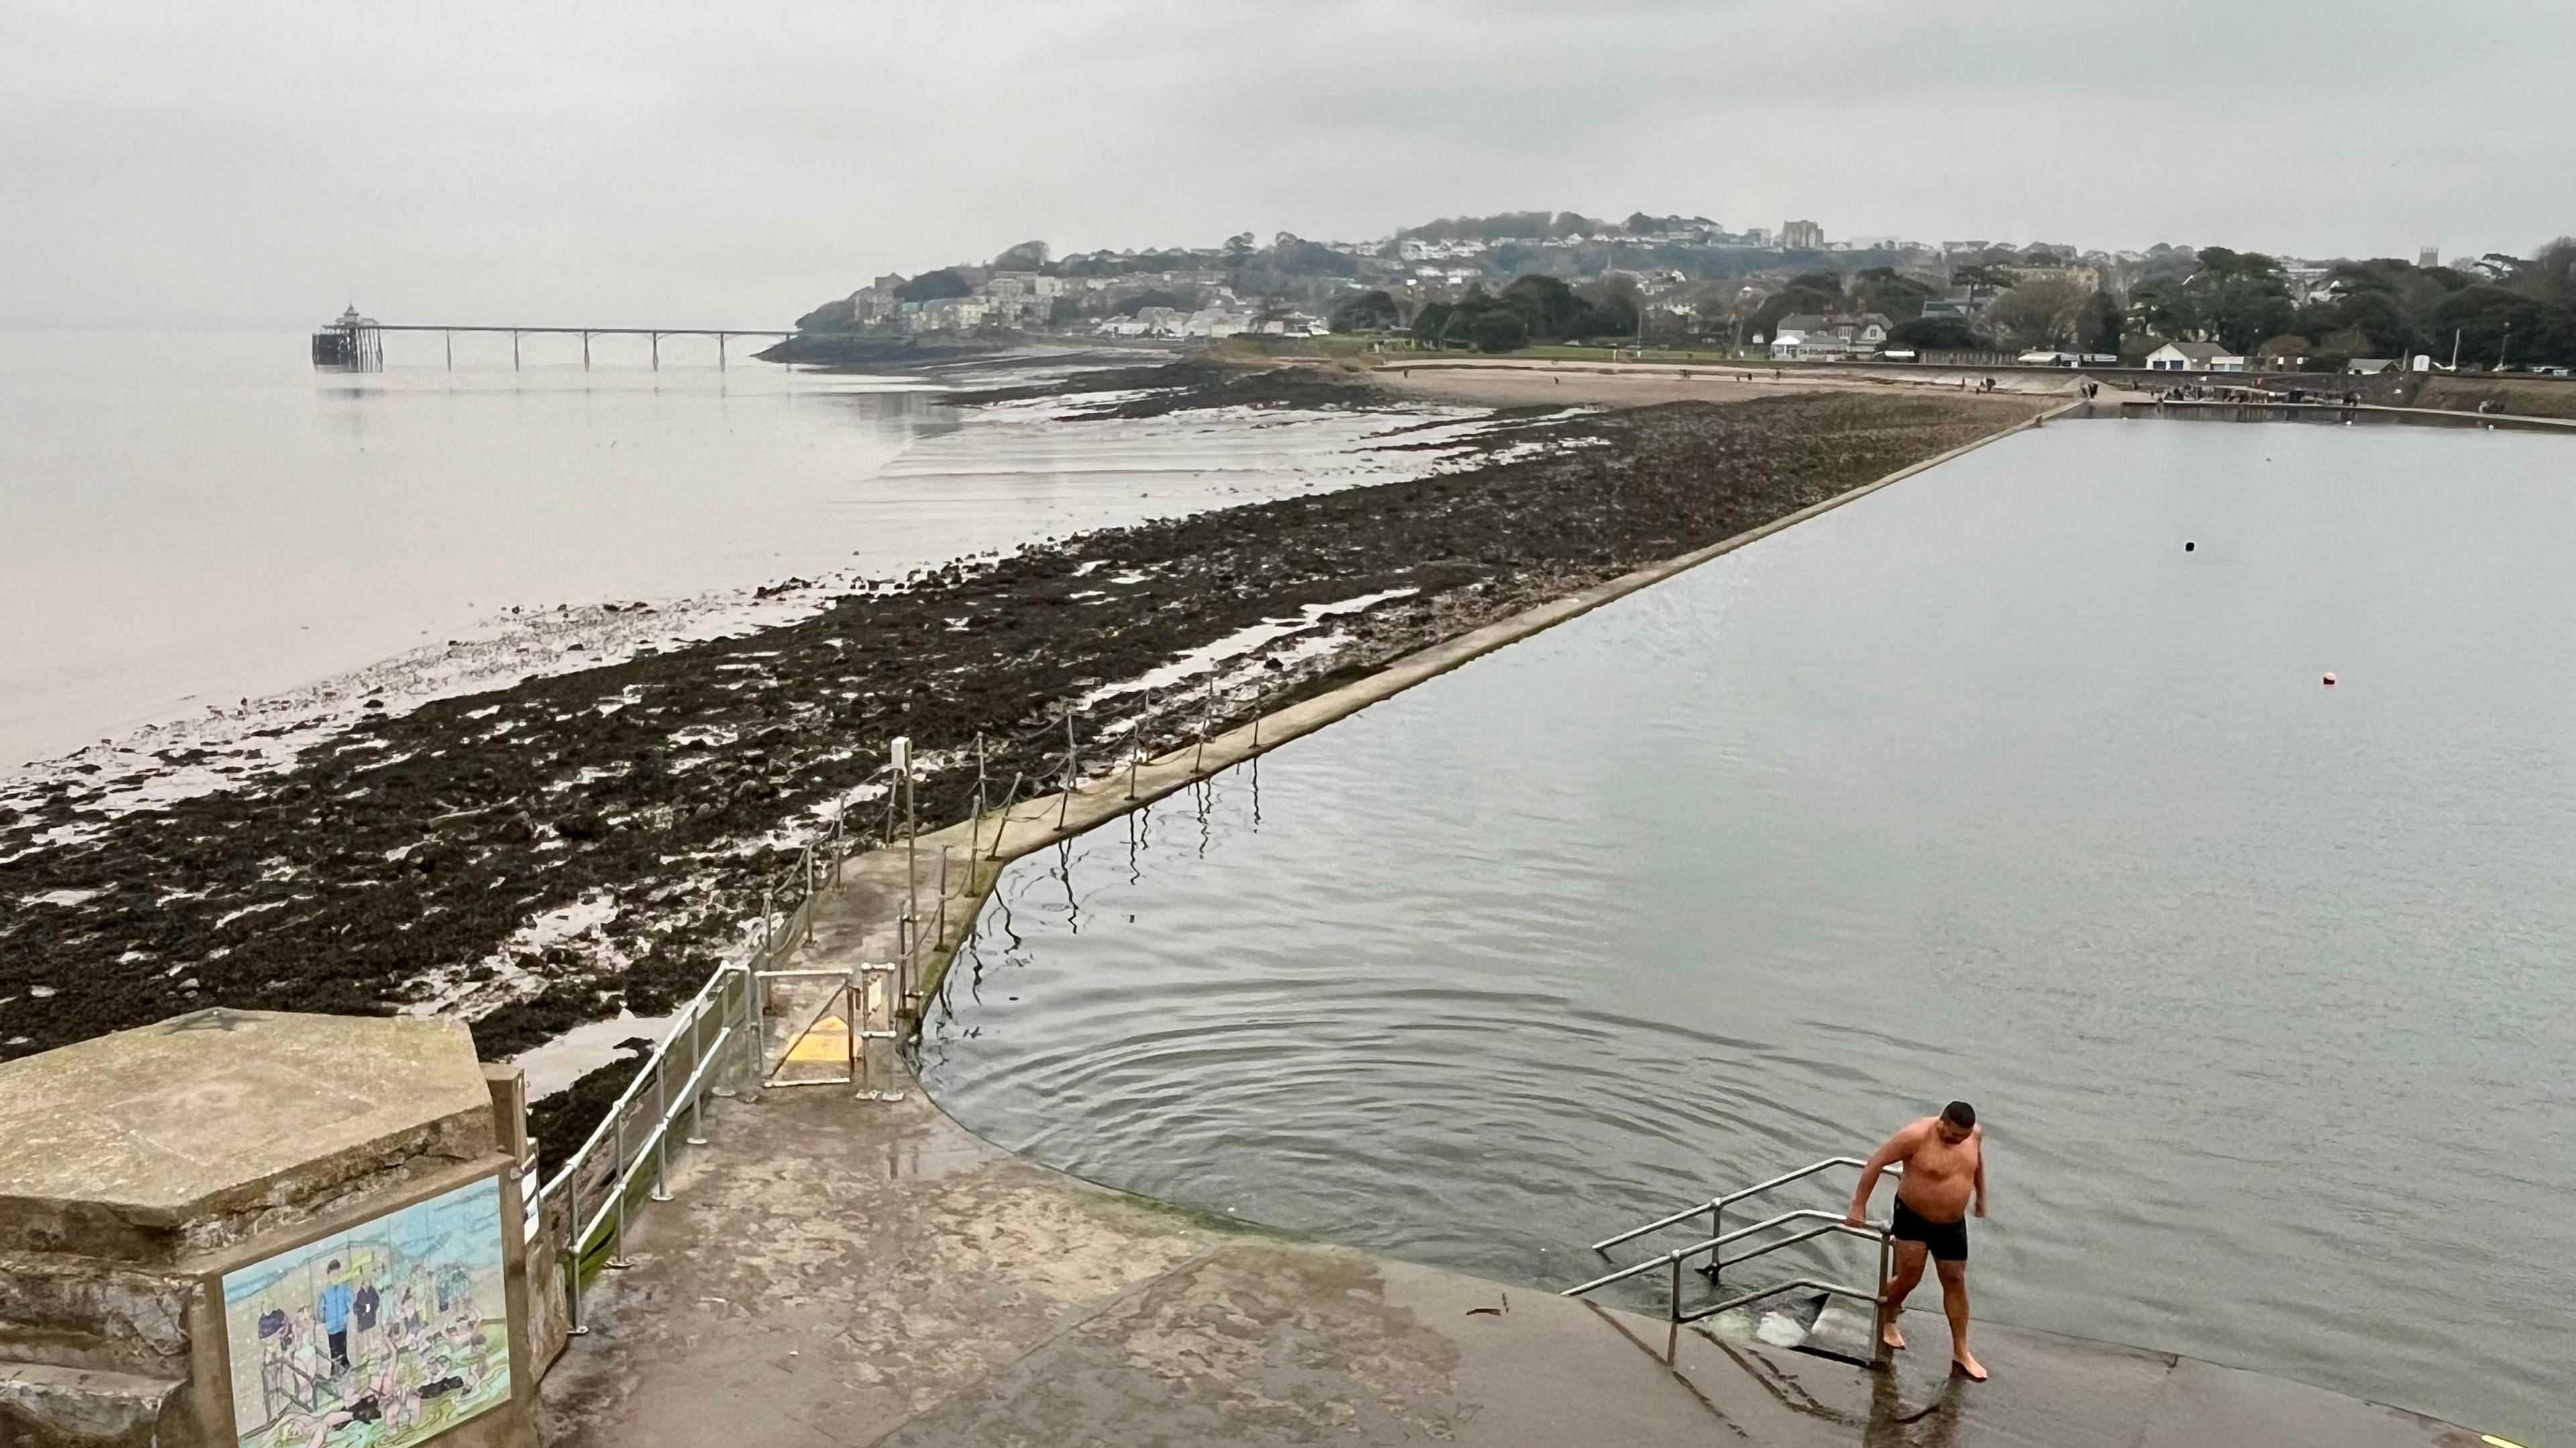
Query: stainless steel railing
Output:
[[1589, 1156, 1898, 1259], [1564, 1158, 1901, 1366], [531, 960, 756, 1334]]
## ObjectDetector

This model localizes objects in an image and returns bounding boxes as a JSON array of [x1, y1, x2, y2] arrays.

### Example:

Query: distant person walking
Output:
[[1846, 1102, 1988, 1380]]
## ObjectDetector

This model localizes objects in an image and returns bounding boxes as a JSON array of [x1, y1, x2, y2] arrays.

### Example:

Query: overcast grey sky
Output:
[[5, 0, 2570, 329]]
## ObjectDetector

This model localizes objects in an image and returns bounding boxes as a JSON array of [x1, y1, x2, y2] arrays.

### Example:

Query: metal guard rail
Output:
[[1565, 1158, 1904, 1366], [1563, 1209, 1885, 1298], [1590, 1155, 1898, 1254]]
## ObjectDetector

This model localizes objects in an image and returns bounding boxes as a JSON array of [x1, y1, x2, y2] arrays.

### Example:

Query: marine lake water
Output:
[[920, 421, 2576, 1443]]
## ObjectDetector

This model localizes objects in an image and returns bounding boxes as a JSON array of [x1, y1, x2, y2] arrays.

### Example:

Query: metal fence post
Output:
[[738, 962, 764, 1100], [607, 1110, 633, 1270], [844, 967, 859, 1083], [1057, 711, 1076, 828], [564, 1242, 587, 1336], [934, 846, 950, 952], [969, 766, 987, 863], [685, 1005, 710, 1146], [896, 735, 916, 972], [987, 771, 1022, 860], [1196, 674, 1212, 771], [1127, 700, 1144, 801], [649, 1060, 672, 1203]]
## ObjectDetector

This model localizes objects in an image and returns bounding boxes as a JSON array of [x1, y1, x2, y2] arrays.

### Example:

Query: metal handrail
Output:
[[1562, 1209, 1884, 1297], [1591, 1156, 1898, 1254], [573, 1023, 738, 1254], [1566, 1164, 1903, 1367], [534, 962, 741, 1213]]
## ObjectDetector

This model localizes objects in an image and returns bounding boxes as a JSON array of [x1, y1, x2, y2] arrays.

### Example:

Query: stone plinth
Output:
[[0, 1009, 538, 1448]]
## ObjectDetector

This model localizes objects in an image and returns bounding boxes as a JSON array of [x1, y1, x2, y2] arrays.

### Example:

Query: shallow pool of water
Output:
[[920, 421, 2576, 1441]]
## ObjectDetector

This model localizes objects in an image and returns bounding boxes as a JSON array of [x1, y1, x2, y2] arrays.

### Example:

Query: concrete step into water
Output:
[[1701, 1288, 1880, 1367]]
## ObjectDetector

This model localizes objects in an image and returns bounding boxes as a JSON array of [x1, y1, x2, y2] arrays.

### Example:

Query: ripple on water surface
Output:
[[920, 422, 2576, 1444]]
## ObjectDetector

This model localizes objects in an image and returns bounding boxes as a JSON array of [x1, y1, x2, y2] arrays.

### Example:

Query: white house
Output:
[[1770, 329, 1868, 361], [2145, 341, 2247, 372], [1769, 311, 1890, 360], [1183, 308, 1252, 339], [1252, 311, 1328, 338]]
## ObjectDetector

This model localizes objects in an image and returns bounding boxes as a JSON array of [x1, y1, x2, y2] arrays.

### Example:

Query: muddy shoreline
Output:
[[0, 366, 2041, 1147]]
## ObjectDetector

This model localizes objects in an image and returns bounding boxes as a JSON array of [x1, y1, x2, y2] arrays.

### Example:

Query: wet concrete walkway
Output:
[[537, 1079, 2474, 1447]]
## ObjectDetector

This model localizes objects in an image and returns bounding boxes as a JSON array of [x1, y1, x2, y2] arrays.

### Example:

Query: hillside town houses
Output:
[[839, 264, 1330, 339], [802, 214, 2480, 378]]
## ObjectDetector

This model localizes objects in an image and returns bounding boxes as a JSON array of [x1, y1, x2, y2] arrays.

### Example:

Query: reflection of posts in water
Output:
[[1127, 693, 1148, 800]]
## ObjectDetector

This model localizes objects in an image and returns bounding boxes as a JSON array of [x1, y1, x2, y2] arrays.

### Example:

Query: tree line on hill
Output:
[[1336, 274, 1642, 351], [1328, 240, 2576, 371], [1395, 211, 1721, 243], [2131, 243, 2576, 366]]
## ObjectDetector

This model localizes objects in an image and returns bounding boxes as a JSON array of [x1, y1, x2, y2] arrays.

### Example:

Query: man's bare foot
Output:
[[1951, 1349, 1988, 1382], [1880, 1321, 1906, 1351]]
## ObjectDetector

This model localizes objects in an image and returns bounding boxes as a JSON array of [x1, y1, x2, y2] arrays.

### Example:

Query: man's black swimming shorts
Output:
[[1891, 1199, 1968, 1262]]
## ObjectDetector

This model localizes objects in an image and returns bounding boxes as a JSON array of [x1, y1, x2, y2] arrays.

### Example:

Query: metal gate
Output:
[[753, 962, 905, 1099]]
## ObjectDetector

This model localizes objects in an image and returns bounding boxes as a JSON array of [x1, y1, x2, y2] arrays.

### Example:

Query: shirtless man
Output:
[[1845, 1101, 1988, 1380]]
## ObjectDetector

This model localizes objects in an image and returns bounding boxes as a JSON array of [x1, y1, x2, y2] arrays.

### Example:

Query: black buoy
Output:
[[2184, 541, 2196, 552]]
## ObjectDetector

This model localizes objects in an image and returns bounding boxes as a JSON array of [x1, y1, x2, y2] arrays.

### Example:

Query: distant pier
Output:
[[311, 305, 794, 372]]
